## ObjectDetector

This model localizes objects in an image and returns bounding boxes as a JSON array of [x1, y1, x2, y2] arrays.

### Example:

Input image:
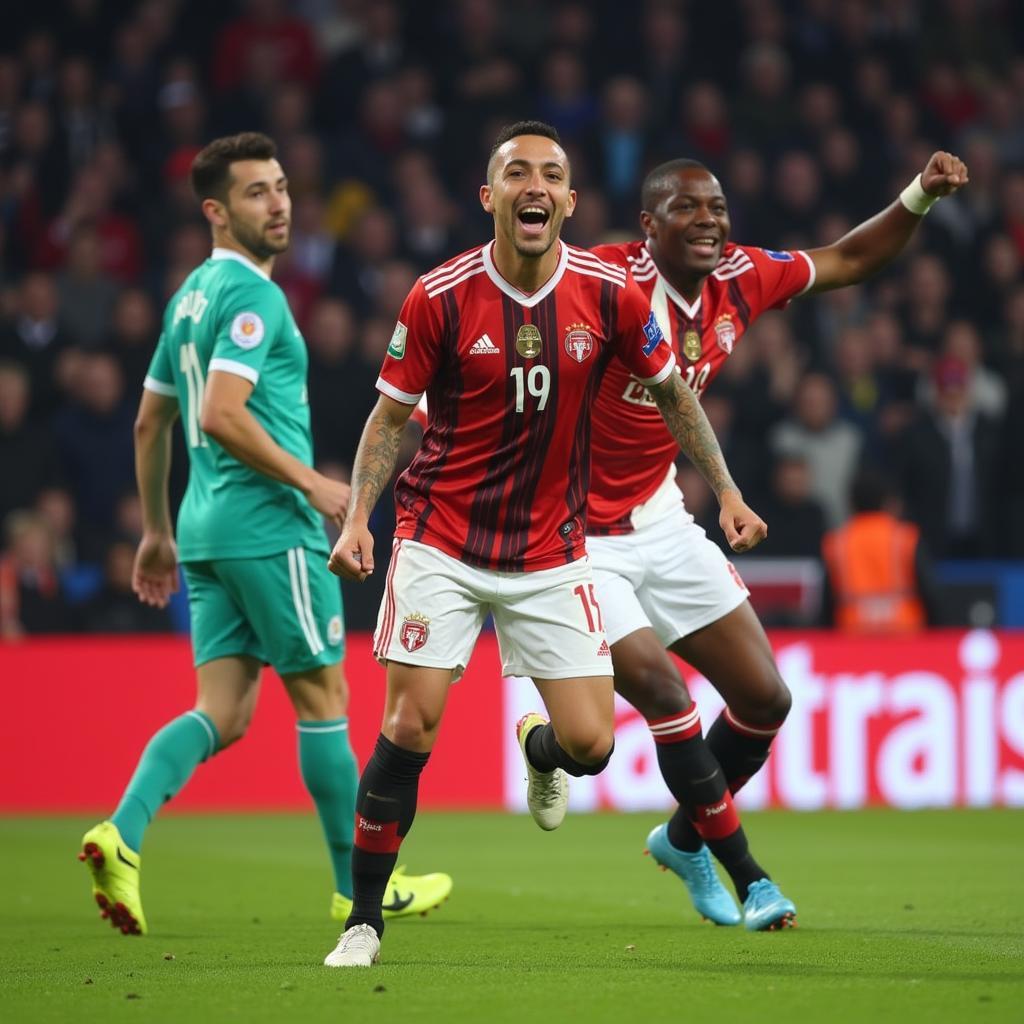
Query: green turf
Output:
[[2, 811, 1022, 1023]]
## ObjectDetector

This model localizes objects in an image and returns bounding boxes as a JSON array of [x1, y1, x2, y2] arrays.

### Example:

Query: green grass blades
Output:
[[3, 811, 1022, 1023]]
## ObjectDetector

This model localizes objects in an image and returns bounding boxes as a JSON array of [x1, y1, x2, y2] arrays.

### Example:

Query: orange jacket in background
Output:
[[822, 512, 926, 633]]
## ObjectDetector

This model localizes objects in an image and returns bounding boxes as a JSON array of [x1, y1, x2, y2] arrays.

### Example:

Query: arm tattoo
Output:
[[650, 372, 737, 498], [350, 407, 404, 520]]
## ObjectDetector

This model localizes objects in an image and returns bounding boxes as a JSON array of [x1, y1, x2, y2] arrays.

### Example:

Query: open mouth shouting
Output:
[[517, 205, 551, 238]]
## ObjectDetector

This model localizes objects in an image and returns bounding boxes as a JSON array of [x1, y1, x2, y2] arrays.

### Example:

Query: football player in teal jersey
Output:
[[79, 132, 451, 937]]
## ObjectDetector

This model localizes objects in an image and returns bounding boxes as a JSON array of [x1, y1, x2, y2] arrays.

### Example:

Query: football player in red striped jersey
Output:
[[322, 122, 765, 967], [588, 151, 968, 930]]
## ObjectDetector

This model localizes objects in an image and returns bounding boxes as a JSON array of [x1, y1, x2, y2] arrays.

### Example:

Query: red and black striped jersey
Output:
[[376, 240, 676, 571], [586, 239, 815, 534]]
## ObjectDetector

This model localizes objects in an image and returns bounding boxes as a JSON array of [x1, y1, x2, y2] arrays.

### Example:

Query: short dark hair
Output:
[[487, 120, 565, 181], [191, 132, 278, 204], [850, 468, 892, 513], [489, 120, 562, 158], [641, 158, 711, 211]]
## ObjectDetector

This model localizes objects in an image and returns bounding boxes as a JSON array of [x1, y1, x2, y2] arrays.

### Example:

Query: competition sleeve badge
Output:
[[683, 329, 703, 362], [516, 323, 542, 359], [230, 312, 265, 349], [400, 613, 430, 653], [388, 321, 408, 359]]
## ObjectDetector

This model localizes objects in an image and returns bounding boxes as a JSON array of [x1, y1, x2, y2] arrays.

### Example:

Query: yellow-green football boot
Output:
[[331, 865, 453, 922], [78, 821, 147, 936]]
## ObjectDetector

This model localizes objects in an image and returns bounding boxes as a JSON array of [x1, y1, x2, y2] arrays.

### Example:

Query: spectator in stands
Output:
[[536, 49, 598, 145], [329, 206, 397, 315], [0, 360, 61, 524], [771, 372, 862, 528], [751, 455, 827, 560], [586, 76, 651, 228], [34, 486, 80, 571], [43, 164, 143, 286], [0, 509, 76, 637], [0, 271, 70, 415], [933, 318, 1007, 419], [674, 81, 731, 166], [211, 0, 318, 95], [306, 297, 375, 469], [632, 2, 687, 128], [55, 225, 120, 348], [395, 173, 465, 270], [8, 100, 68, 231], [902, 252, 953, 355], [832, 323, 884, 442], [317, 0, 410, 134], [57, 55, 108, 169], [81, 537, 172, 633], [722, 148, 771, 243], [733, 42, 795, 152], [892, 354, 1001, 558], [106, 288, 159, 393], [822, 469, 944, 633], [53, 351, 135, 536]]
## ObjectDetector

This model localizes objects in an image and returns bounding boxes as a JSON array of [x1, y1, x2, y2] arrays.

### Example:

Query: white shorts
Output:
[[587, 481, 749, 648], [374, 539, 613, 681]]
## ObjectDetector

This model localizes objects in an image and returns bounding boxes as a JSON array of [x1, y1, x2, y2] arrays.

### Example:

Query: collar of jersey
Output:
[[644, 239, 702, 320], [481, 240, 569, 308], [211, 246, 271, 281]]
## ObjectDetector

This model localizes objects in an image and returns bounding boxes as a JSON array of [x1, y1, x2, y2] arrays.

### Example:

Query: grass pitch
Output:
[[2, 811, 1022, 1023]]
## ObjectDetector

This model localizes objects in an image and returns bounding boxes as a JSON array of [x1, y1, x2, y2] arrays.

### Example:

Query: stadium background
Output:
[[1, 0, 1023, 813]]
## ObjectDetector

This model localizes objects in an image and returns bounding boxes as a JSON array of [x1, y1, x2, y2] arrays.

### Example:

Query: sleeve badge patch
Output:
[[642, 310, 665, 356], [388, 321, 408, 359], [763, 249, 795, 261], [230, 312, 265, 349]]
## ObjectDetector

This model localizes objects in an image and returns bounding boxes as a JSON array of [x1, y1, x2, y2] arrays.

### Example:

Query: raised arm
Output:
[[328, 394, 416, 581], [132, 389, 181, 608], [806, 151, 968, 292], [647, 371, 767, 553]]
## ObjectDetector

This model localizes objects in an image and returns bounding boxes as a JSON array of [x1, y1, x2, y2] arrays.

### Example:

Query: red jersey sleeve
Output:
[[376, 280, 444, 405], [589, 242, 632, 268], [745, 246, 816, 311], [612, 273, 677, 385]]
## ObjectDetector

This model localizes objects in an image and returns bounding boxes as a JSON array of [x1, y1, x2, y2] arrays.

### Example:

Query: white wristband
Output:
[[899, 174, 939, 216]]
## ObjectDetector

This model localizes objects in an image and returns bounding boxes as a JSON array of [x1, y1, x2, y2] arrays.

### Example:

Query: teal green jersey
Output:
[[144, 247, 328, 561]]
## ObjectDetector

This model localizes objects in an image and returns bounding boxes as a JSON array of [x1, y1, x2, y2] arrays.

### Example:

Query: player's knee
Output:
[[616, 663, 691, 720], [216, 720, 249, 748], [733, 671, 791, 725], [384, 709, 440, 751], [764, 677, 792, 723], [572, 739, 614, 776], [206, 708, 253, 749], [562, 730, 615, 774]]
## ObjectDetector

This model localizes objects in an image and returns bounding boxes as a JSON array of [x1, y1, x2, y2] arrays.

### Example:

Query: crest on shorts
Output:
[[726, 562, 747, 592], [327, 615, 344, 646], [564, 322, 594, 363], [400, 612, 430, 653], [714, 314, 736, 355]]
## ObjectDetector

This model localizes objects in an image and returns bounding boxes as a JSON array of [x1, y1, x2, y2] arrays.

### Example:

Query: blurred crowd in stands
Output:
[[2, 0, 1023, 637]]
